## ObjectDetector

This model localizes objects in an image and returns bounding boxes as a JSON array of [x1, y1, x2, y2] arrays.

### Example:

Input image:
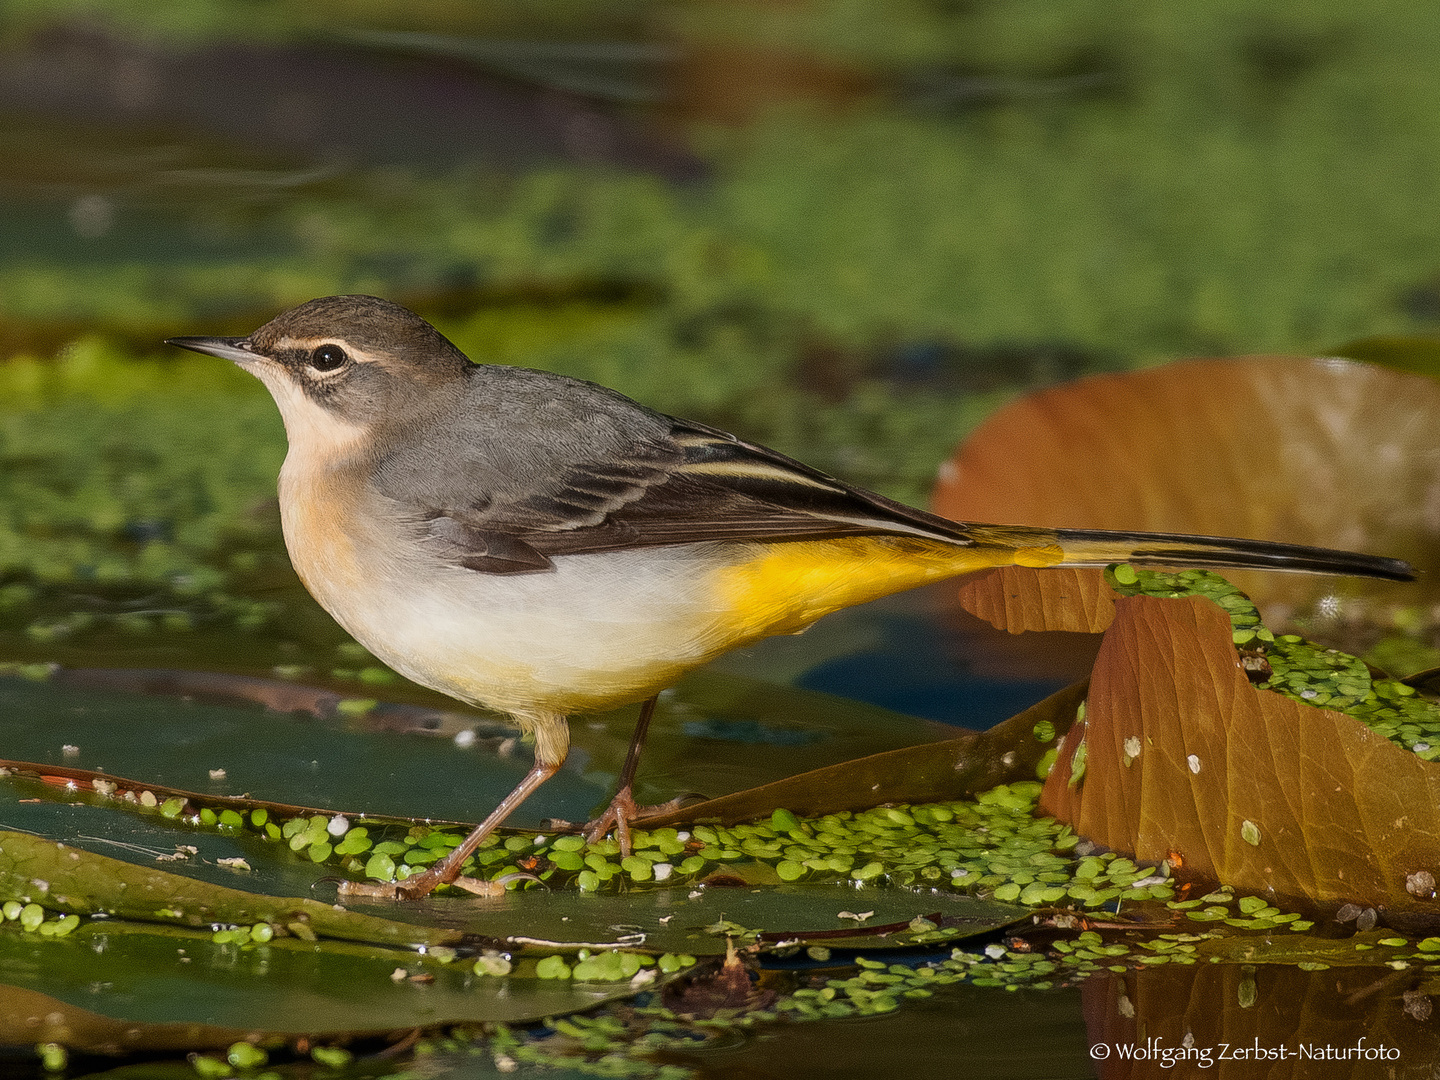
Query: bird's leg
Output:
[[338, 713, 568, 901], [583, 694, 691, 856]]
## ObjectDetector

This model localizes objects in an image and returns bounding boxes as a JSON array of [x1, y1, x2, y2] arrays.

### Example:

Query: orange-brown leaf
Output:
[[956, 566, 1119, 634], [645, 679, 1088, 826], [1040, 594, 1440, 914], [933, 356, 1440, 619]]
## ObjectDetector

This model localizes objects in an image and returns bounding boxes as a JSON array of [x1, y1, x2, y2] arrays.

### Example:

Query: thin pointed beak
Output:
[[165, 336, 258, 364]]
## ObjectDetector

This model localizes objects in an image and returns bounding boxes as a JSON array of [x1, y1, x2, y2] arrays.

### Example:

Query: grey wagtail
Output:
[[168, 295, 1414, 900]]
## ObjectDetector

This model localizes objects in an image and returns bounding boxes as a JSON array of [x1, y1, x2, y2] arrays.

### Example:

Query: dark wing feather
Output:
[[523, 421, 976, 554], [407, 409, 974, 575]]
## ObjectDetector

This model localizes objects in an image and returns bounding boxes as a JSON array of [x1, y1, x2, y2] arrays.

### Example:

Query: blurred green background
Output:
[[4, 0, 1440, 672]]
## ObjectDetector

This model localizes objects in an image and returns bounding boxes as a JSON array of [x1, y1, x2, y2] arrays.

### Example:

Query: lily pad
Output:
[[1039, 594, 1440, 915], [0, 664, 951, 838], [0, 920, 634, 1038], [932, 355, 1440, 621], [0, 670, 603, 829], [0, 830, 459, 947], [0, 984, 252, 1055], [644, 679, 1087, 825], [400, 885, 1026, 956]]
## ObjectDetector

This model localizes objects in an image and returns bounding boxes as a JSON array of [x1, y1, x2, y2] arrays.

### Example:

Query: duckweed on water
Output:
[[1, 899, 78, 937], [382, 914, 1415, 1079], [5, 763, 1193, 910], [1, 780, 1422, 1080], [308, 1047, 352, 1069], [1105, 567, 1440, 758], [116, 780, 1189, 908]]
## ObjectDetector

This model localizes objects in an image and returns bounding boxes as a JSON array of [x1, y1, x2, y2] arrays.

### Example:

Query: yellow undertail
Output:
[[709, 520, 1413, 648], [713, 529, 1073, 643]]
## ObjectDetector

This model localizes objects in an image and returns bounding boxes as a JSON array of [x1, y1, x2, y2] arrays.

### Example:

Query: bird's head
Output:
[[168, 295, 471, 459]]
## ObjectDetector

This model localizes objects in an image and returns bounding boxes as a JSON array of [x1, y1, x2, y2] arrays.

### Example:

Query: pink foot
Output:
[[583, 786, 699, 856]]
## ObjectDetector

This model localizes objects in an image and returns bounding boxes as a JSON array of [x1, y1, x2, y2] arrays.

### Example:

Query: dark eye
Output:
[[309, 344, 348, 372]]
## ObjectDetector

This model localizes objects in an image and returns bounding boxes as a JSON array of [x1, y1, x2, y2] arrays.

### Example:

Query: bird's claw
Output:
[[584, 786, 640, 854], [583, 789, 703, 857]]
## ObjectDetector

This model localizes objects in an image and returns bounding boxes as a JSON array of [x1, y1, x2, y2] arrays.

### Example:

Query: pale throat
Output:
[[248, 362, 370, 464]]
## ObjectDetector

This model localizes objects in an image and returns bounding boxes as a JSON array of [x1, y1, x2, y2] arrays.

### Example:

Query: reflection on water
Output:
[[1086, 965, 1439, 1078], [680, 982, 1093, 1079]]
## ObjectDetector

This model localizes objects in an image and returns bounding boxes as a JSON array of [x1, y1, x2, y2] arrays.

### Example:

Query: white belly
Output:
[[354, 544, 747, 717], [282, 466, 747, 718]]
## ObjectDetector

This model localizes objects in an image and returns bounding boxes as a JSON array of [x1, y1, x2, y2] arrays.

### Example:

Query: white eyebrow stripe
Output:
[[274, 336, 383, 363]]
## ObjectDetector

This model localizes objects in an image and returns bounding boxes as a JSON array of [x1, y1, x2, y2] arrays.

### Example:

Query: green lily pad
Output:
[[0, 831, 457, 948], [0, 672, 606, 829], [0, 662, 952, 840], [397, 885, 1026, 956], [0, 920, 637, 1038]]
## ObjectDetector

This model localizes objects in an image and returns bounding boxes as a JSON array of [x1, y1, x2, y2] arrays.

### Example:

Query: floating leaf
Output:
[[933, 356, 1440, 620], [1, 663, 950, 832], [957, 566, 1120, 634], [0, 882, 1019, 1052], [0, 921, 642, 1044], [0, 984, 251, 1054], [0, 757, 474, 838], [0, 670, 604, 830], [644, 679, 1087, 826], [457, 886, 1022, 956], [1039, 595, 1440, 915], [0, 831, 460, 948]]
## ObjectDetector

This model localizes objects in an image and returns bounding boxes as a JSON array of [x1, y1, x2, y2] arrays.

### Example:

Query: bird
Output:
[[168, 295, 1415, 900]]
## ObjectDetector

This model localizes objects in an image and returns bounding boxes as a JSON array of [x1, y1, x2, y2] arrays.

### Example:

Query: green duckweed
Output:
[[226, 1042, 267, 1070], [310, 1047, 353, 1069]]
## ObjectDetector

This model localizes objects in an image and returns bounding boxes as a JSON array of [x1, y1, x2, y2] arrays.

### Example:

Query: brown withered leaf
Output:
[[644, 679, 1087, 827], [933, 356, 1440, 621], [1040, 594, 1440, 916], [957, 566, 1120, 634]]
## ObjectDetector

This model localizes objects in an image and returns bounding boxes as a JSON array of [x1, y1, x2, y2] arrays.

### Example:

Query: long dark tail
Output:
[[852, 485, 1416, 583], [1045, 527, 1415, 581]]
